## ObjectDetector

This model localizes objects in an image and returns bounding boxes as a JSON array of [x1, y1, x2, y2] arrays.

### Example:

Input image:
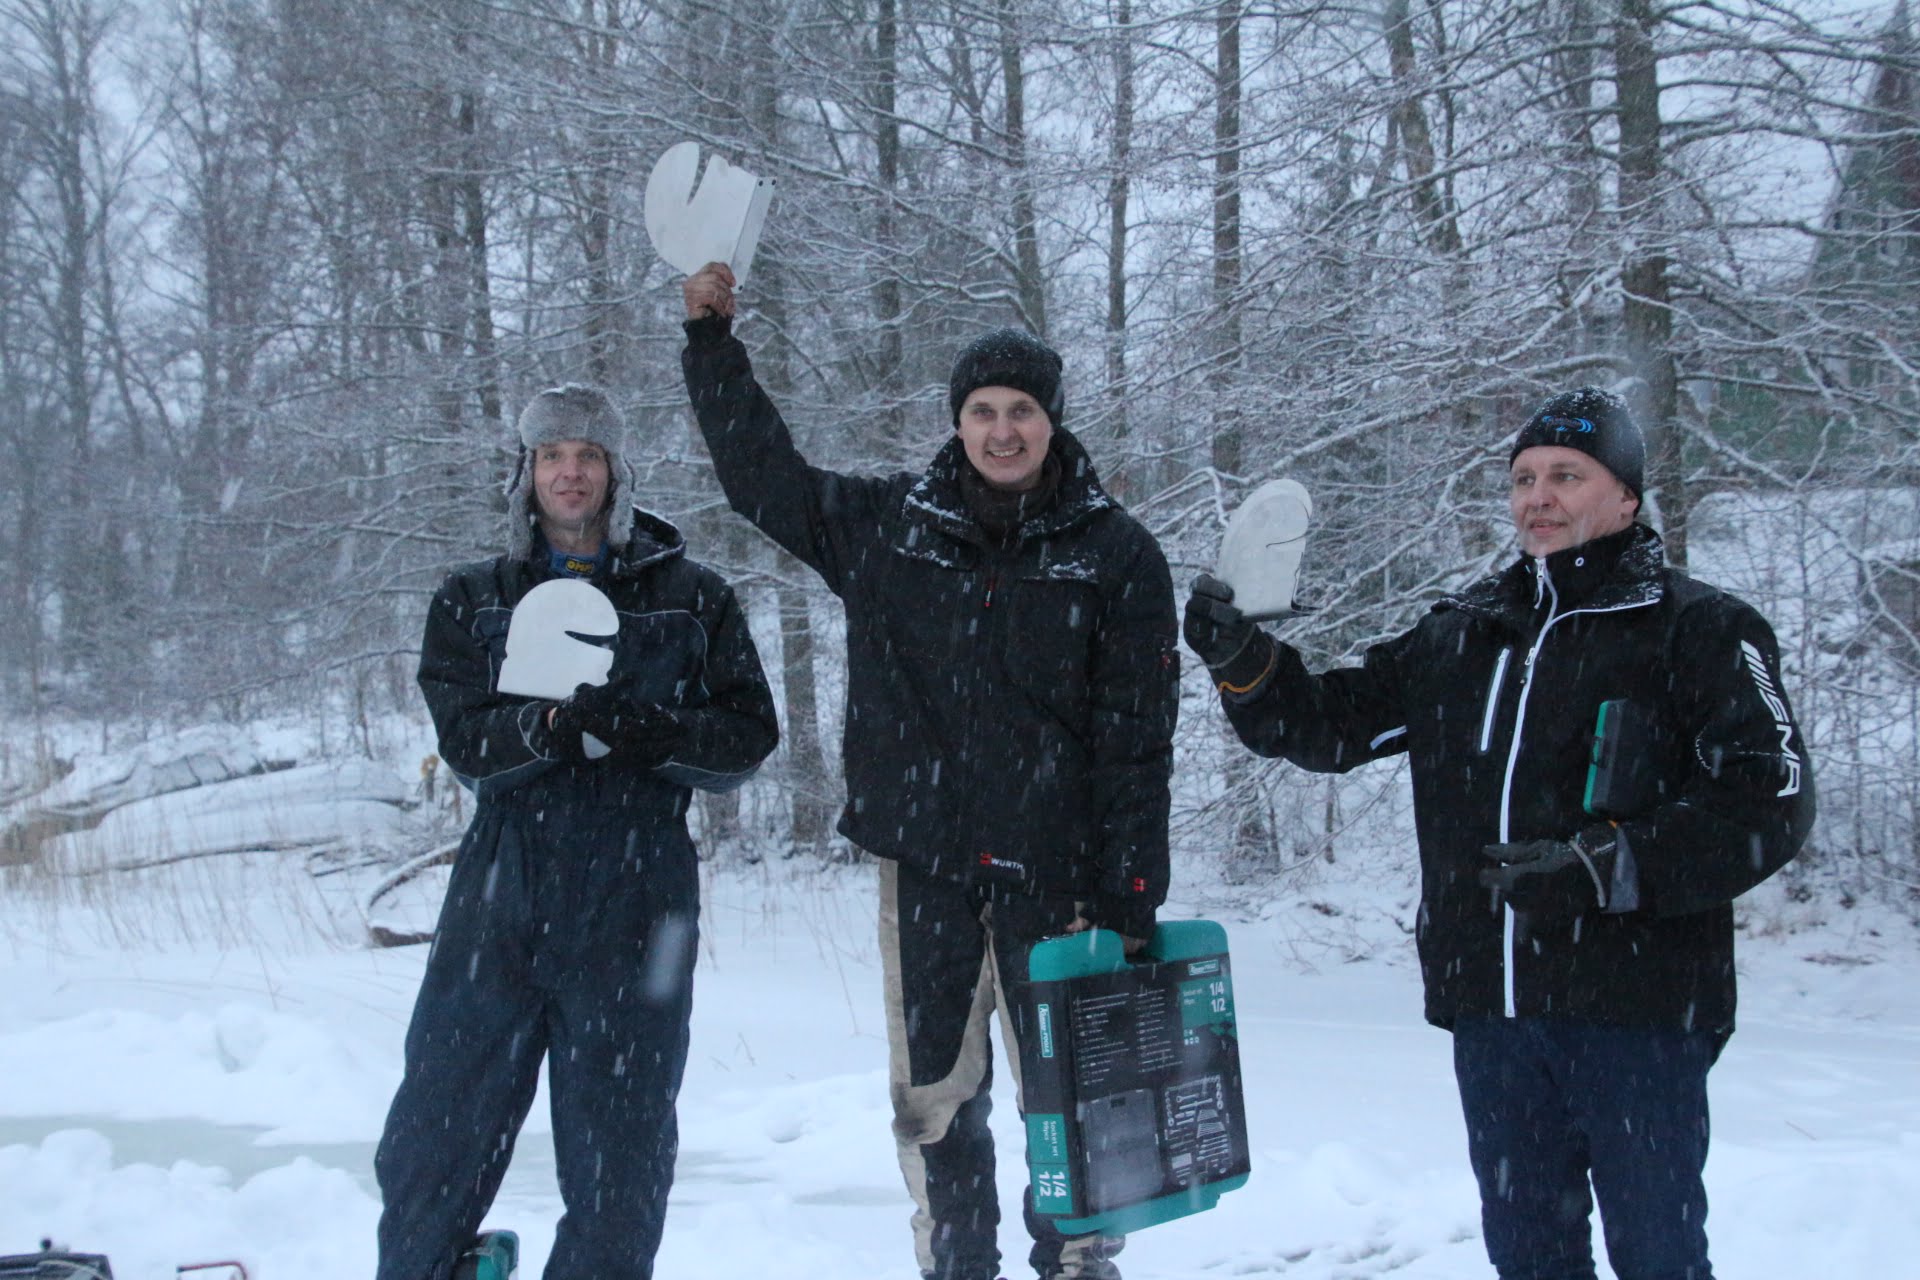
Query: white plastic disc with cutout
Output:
[[644, 141, 774, 287], [497, 578, 619, 759]]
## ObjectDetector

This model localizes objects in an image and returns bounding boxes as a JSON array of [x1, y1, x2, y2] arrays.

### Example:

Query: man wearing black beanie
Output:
[[1183, 385, 1814, 1280], [681, 262, 1177, 1280]]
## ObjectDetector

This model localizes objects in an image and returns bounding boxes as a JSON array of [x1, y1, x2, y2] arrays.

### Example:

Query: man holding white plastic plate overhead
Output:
[[665, 133, 1177, 1278]]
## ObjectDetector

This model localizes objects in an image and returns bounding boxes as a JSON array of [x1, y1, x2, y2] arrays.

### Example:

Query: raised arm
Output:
[[1184, 575, 1412, 773], [680, 261, 893, 596]]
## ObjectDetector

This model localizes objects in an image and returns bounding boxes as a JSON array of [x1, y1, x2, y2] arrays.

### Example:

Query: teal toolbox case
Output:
[[1022, 920, 1250, 1235]]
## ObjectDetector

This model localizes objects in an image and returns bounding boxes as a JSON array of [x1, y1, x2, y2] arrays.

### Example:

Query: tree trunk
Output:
[[873, 0, 907, 439], [1105, 0, 1134, 482], [577, 0, 621, 385], [1210, 0, 1244, 479], [458, 88, 502, 429], [1383, 0, 1461, 255], [1614, 0, 1685, 566], [1211, 0, 1270, 874], [749, 0, 834, 860], [998, 0, 1047, 333]]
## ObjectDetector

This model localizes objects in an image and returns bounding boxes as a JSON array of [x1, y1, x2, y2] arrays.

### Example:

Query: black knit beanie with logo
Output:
[[1509, 386, 1645, 498], [947, 327, 1066, 427]]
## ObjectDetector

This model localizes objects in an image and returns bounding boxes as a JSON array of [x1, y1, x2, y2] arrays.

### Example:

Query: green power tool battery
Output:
[[1021, 920, 1250, 1235]]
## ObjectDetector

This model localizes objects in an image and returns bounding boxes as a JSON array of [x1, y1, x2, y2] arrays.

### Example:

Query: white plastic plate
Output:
[[1216, 478, 1313, 621], [644, 141, 774, 287]]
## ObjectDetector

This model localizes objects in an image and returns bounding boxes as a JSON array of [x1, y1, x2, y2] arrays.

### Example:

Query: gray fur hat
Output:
[[504, 384, 638, 559]]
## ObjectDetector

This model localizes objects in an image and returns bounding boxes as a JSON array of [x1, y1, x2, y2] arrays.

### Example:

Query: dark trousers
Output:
[[879, 859, 1125, 1280], [1452, 1016, 1721, 1280], [374, 826, 698, 1280]]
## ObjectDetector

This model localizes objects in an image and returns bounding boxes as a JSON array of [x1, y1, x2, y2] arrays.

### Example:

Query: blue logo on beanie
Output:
[[1539, 415, 1595, 434]]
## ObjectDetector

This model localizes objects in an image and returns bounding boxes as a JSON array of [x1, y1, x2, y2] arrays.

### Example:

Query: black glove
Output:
[[1478, 829, 1619, 926], [554, 682, 687, 768], [1183, 573, 1275, 692], [540, 699, 595, 763], [1078, 894, 1158, 949]]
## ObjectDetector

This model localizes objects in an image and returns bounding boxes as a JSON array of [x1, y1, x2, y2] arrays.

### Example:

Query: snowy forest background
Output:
[[4, 0, 1920, 931]]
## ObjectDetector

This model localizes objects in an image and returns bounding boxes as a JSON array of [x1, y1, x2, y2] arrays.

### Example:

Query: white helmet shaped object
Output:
[[497, 579, 619, 699], [644, 141, 774, 287], [498, 579, 620, 760]]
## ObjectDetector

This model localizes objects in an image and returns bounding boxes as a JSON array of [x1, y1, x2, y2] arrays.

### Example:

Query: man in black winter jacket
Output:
[[374, 385, 778, 1280], [681, 263, 1178, 1280], [1184, 388, 1813, 1280]]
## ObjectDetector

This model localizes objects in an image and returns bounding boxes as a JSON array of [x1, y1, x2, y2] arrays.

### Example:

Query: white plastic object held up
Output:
[[1215, 478, 1313, 621], [643, 141, 774, 287]]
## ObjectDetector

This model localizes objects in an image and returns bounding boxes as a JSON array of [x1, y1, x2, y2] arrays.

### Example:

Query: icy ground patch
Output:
[[0, 860, 1915, 1279]]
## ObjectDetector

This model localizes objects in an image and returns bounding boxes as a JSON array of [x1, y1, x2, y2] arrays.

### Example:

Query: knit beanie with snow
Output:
[[1509, 386, 1645, 499], [947, 327, 1066, 427], [503, 384, 638, 560]]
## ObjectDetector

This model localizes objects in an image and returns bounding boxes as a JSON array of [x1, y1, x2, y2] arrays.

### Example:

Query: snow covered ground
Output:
[[0, 856, 1915, 1280]]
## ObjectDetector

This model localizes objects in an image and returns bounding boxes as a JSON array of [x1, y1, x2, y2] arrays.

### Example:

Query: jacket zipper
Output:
[[1498, 565, 1559, 1018], [1495, 562, 1661, 1018], [1477, 648, 1511, 754], [982, 572, 998, 609]]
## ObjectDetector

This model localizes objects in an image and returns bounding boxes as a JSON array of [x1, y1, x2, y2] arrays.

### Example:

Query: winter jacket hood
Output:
[[905, 428, 1114, 549], [1444, 522, 1665, 625]]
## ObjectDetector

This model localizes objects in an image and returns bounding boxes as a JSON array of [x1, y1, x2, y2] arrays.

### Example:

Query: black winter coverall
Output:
[[375, 511, 777, 1280]]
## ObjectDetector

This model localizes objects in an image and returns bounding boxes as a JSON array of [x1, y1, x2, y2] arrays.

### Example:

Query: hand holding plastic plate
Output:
[[644, 141, 774, 287], [1215, 478, 1313, 621], [498, 578, 619, 759]]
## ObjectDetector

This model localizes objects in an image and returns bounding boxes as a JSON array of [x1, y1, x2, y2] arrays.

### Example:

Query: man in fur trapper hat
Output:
[[504, 383, 641, 563], [682, 262, 1177, 1280], [374, 383, 778, 1280]]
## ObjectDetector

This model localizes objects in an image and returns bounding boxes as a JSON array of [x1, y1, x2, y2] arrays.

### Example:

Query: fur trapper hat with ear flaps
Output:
[[504, 384, 638, 560]]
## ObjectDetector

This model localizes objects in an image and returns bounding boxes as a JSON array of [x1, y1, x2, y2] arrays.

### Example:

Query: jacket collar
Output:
[[900, 426, 1114, 554], [1443, 522, 1665, 628], [531, 506, 686, 579]]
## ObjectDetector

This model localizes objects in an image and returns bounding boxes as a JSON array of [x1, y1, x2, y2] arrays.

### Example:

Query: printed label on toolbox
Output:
[[1178, 973, 1234, 1035], [1073, 986, 1175, 1093], [1030, 1155, 1075, 1212], [1162, 1073, 1237, 1185], [1029, 1113, 1075, 1220], [1027, 1113, 1070, 1163]]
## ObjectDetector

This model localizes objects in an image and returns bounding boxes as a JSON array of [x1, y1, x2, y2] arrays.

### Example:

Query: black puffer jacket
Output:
[[419, 510, 779, 900], [683, 316, 1178, 919], [1221, 523, 1813, 1034]]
